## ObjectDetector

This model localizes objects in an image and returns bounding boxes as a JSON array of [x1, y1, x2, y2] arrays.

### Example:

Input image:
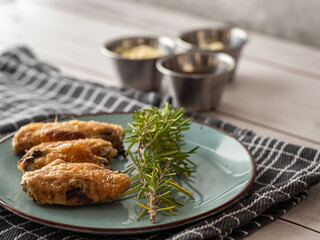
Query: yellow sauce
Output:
[[120, 45, 165, 59], [199, 41, 225, 50]]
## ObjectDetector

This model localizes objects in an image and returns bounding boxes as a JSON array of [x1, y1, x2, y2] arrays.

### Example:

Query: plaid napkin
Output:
[[0, 47, 319, 240]]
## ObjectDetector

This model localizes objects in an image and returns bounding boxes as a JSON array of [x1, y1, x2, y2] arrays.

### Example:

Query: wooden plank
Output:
[[246, 219, 320, 240], [0, 0, 154, 80], [0, 41, 116, 86], [244, 34, 320, 80], [205, 111, 320, 149], [0, 1, 319, 146], [219, 59, 320, 143], [280, 184, 320, 232], [40, 0, 320, 77]]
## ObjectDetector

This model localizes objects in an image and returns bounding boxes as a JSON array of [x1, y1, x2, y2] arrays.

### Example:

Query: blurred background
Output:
[[130, 0, 320, 48]]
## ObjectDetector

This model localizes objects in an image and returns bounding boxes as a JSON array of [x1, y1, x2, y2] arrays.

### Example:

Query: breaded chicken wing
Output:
[[17, 139, 117, 173], [12, 120, 125, 155], [21, 160, 130, 206]]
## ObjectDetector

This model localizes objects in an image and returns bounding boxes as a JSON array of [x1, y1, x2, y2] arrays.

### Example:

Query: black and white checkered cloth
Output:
[[0, 47, 319, 240]]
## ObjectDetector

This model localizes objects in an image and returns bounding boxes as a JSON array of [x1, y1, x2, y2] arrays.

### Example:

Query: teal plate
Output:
[[0, 113, 256, 234]]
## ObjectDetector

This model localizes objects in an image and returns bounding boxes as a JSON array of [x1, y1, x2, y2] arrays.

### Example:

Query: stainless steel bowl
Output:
[[156, 51, 235, 111], [101, 36, 176, 91], [177, 27, 248, 81]]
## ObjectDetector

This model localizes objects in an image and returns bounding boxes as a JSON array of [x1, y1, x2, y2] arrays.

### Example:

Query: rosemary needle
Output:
[[123, 103, 198, 223]]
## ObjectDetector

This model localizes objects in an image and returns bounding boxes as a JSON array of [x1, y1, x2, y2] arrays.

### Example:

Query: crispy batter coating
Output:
[[12, 120, 125, 155], [21, 160, 130, 206], [17, 139, 118, 173]]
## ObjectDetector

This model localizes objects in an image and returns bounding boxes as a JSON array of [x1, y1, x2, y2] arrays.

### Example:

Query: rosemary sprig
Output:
[[123, 103, 198, 223]]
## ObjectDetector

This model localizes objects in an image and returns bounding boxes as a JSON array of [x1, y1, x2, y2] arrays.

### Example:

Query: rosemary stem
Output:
[[148, 190, 156, 223], [123, 103, 197, 223]]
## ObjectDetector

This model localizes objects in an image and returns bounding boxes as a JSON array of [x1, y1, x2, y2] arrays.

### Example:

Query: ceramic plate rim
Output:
[[0, 112, 256, 234]]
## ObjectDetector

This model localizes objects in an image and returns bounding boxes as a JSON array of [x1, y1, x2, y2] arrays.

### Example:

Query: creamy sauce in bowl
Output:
[[119, 45, 165, 59], [199, 41, 225, 50]]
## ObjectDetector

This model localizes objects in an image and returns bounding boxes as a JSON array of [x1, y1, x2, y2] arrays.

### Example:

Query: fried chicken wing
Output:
[[12, 120, 125, 155], [17, 139, 118, 173], [21, 160, 130, 206]]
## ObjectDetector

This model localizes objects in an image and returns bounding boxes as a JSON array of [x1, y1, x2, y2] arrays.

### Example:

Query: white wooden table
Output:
[[1, 0, 320, 239]]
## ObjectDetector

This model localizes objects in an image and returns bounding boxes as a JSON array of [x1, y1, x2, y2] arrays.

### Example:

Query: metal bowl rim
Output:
[[177, 27, 249, 52], [101, 35, 176, 61], [156, 52, 235, 79]]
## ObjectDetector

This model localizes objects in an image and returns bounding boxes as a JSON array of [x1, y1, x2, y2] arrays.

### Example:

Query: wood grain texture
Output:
[[246, 219, 320, 240], [281, 184, 320, 232], [204, 111, 320, 150], [220, 60, 320, 144]]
